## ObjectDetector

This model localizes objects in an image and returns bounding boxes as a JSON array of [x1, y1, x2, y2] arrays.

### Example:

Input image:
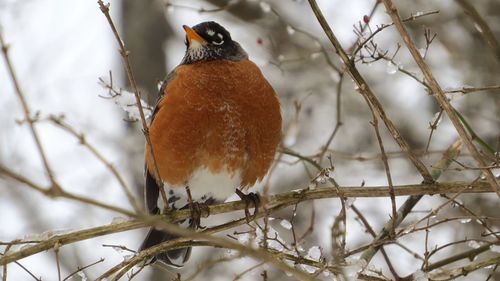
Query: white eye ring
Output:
[[212, 40, 224, 45]]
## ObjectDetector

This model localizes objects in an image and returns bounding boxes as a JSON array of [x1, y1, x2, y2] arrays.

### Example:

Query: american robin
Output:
[[139, 21, 282, 267]]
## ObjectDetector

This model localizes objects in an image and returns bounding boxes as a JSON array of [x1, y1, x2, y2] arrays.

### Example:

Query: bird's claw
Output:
[[188, 201, 210, 229], [235, 189, 260, 223]]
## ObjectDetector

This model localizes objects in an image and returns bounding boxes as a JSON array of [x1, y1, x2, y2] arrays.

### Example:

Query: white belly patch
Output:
[[165, 167, 241, 209], [187, 167, 241, 201]]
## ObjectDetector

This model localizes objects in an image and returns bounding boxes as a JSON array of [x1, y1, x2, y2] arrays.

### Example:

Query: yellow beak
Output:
[[183, 25, 206, 45]]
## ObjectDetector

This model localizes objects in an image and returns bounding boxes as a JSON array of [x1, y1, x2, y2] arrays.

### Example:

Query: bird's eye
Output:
[[212, 33, 224, 45]]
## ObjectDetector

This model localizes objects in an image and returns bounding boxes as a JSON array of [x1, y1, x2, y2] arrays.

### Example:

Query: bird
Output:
[[139, 21, 282, 267]]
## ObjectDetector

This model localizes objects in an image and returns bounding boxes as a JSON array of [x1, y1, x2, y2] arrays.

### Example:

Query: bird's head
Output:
[[181, 21, 248, 64]]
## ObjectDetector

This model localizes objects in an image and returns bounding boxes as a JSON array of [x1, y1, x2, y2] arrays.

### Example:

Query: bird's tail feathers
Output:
[[139, 226, 192, 268], [140, 168, 192, 267]]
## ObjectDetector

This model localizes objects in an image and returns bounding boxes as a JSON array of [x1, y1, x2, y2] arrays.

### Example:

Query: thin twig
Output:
[[0, 252, 40, 281], [318, 73, 344, 161], [456, 0, 500, 60], [352, 10, 440, 57], [426, 239, 497, 270], [351, 205, 400, 280], [281, 148, 322, 170], [350, 1, 382, 52], [420, 255, 500, 281], [0, 30, 61, 195], [380, 0, 499, 195], [0, 164, 134, 216], [445, 85, 500, 94], [441, 194, 499, 240], [47, 115, 142, 213], [453, 108, 496, 156], [400, 183, 476, 237], [54, 247, 61, 281], [97, 0, 169, 210], [324, 149, 469, 161], [183, 256, 235, 281], [297, 204, 316, 243], [307, 0, 435, 184], [360, 140, 462, 264], [425, 109, 444, 153], [62, 258, 105, 281], [233, 262, 265, 281], [423, 217, 431, 270], [366, 98, 397, 233]]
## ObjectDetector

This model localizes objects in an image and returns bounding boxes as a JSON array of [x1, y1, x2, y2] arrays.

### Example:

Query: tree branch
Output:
[[0, 164, 134, 216], [0, 178, 492, 266], [97, 0, 169, 210], [0, 29, 61, 195], [424, 242, 498, 272], [306, 0, 435, 184], [456, 0, 500, 61], [47, 115, 142, 213], [360, 140, 462, 264], [380, 0, 500, 195]]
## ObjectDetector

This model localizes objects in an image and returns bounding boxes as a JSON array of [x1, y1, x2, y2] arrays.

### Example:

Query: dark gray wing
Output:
[[150, 68, 178, 122], [140, 67, 192, 267], [144, 67, 178, 212]]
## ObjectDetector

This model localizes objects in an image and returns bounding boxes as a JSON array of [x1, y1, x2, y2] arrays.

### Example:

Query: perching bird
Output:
[[139, 21, 282, 267]]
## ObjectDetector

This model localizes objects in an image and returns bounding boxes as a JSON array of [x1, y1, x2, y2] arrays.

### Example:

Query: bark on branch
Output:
[[0, 180, 492, 266]]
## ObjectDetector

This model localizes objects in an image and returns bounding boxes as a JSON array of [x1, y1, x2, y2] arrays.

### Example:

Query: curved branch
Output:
[[0, 179, 492, 266]]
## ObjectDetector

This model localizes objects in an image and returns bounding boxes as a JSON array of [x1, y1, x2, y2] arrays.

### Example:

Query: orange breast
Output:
[[145, 59, 282, 189]]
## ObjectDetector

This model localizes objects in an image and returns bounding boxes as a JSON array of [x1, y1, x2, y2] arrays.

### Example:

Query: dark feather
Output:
[[138, 225, 192, 268], [141, 165, 192, 267]]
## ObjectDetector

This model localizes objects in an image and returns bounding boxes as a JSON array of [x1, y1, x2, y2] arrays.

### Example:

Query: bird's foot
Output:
[[188, 201, 210, 229], [235, 189, 261, 223], [185, 186, 210, 229]]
